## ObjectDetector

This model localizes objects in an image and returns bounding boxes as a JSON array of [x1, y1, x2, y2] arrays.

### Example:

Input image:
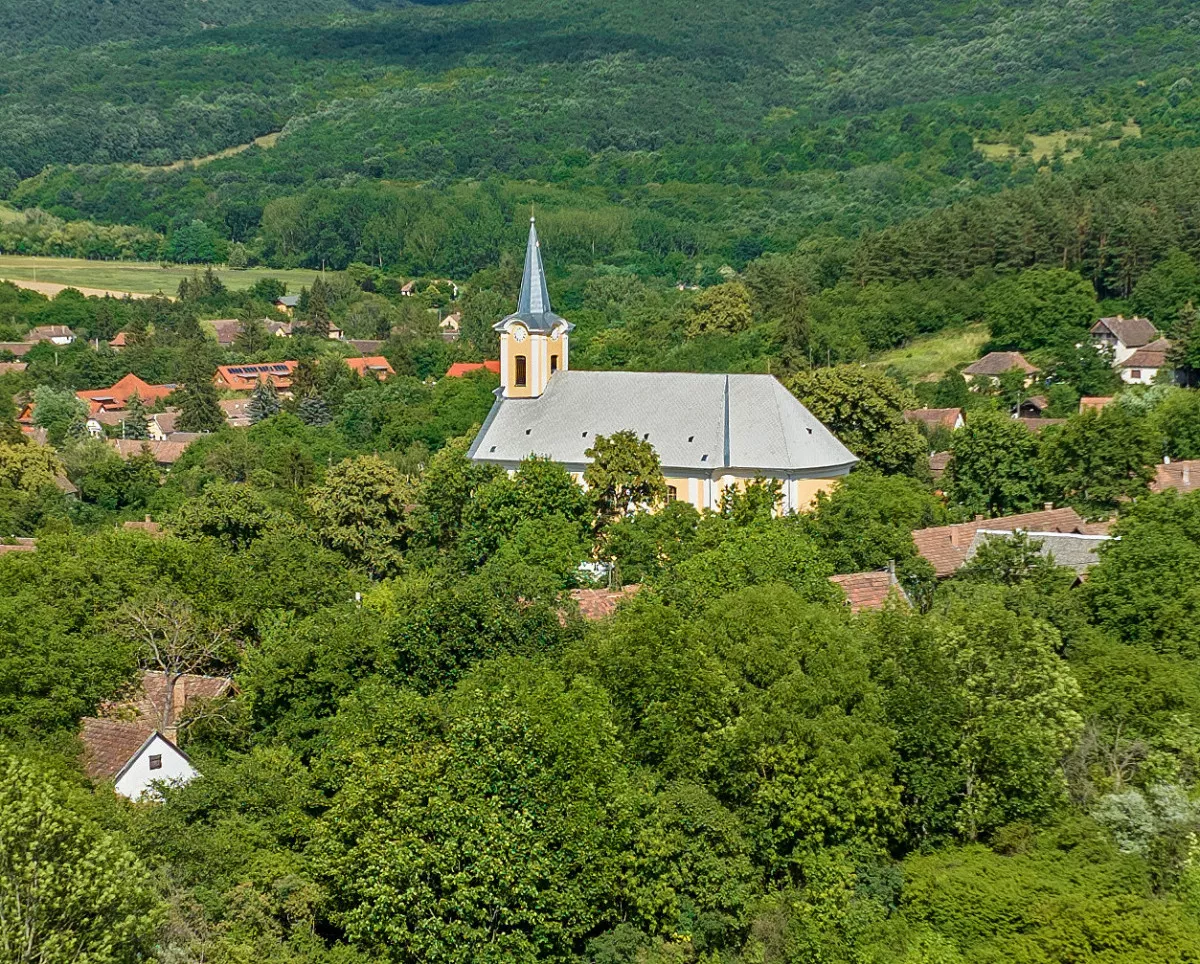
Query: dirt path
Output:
[[0, 278, 165, 300]]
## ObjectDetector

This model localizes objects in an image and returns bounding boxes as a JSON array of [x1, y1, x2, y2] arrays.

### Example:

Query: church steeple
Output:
[[495, 216, 573, 399]]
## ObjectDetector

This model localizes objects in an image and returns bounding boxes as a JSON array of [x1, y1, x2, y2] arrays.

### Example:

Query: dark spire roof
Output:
[[495, 217, 573, 334]]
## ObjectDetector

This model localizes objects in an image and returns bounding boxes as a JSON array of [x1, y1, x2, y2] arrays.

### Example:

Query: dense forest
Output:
[[10, 0, 1200, 962]]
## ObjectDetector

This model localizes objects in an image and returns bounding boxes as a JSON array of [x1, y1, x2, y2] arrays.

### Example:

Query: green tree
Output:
[[984, 268, 1097, 351], [233, 305, 270, 354], [1132, 249, 1200, 328], [946, 412, 1045, 516], [31, 385, 87, 446], [0, 752, 160, 962], [958, 531, 1071, 587], [226, 240, 249, 269], [304, 277, 332, 338], [122, 391, 151, 440], [584, 430, 668, 529], [1169, 301, 1200, 386], [308, 454, 408, 576], [687, 281, 753, 336], [788, 366, 925, 475], [176, 359, 226, 433], [1042, 407, 1160, 517], [296, 395, 331, 427], [248, 379, 281, 424]]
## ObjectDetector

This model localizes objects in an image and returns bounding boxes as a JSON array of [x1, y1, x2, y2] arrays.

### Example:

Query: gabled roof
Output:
[[469, 371, 857, 474], [109, 331, 129, 348], [570, 585, 641, 620], [966, 529, 1113, 574], [1122, 338, 1173, 369], [346, 355, 395, 380], [77, 373, 174, 409], [904, 408, 962, 432], [206, 319, 241, 346], [275, 295, 300, 308], [347, 339, 385, 354], [494, 218, 572, 336], [962, 352, 1039, 376], [109, 438, 197, 464], [929, 451, 951, 480], [214, 361, 297, 391], [1015, 416, 1067, 433], [81, 718, 156, 780], [829, 570, 909, 613], [1080, 396, 1114, 413], [1091, 316, 1157, 348], [912, 507, 1091, 578], [1151, 460, 1200, 494], [25, 325, 76, 342], [446, 360, 501, 378]]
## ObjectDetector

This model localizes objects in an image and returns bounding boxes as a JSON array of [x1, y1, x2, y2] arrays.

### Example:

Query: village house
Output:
[[1080, 396, 1114, 413], [468, 219, 857, 514], [1090, 315, 1158, 364], [274, 295, 300, 316], [1151, 459, 1200, 495], [77, 372, 175, 413], [109, 437, 200, 465], [1015, 395, 1050, 419], [219, 398, 252, 427], [829, 569, 910, 613], [912, 507, 1109, 578], [24, 325, 77, 346], [1120, 338, 1177, 385], [904, 407, 963, 433], [446, 360, 501, 378], [964, 529, 1113, 577], [0, 342, 32, 358], [214, 361, 298, 392], [346, 355, 395, 381], [961, 351, 1039, 388], [109, 331, 130, 350], [347, 339, 385, 354], [0, 361, 27, 376], [149, 410, 182, 440], [441, 312, 463, 342], [206, 319, 242, 347], [80, 671, 231, 801]]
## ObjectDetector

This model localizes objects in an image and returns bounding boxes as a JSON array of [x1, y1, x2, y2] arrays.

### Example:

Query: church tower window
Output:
[[515, 355, 527, 387]]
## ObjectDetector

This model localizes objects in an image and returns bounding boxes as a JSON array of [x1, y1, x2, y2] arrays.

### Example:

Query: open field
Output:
[[976, 121, 1141, 164], [0, 203, 21, 225], [0, 255, 325, 297], [868, 323, 989, 382]]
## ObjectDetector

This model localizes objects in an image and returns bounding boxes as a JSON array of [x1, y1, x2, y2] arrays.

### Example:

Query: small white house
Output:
[[1120, 338, 1176, 385], [113, 731, 197, 801], [1090, 316, 1158, 365]]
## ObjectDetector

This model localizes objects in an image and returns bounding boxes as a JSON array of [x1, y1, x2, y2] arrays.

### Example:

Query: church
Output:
[[467, 219, 857, 514]]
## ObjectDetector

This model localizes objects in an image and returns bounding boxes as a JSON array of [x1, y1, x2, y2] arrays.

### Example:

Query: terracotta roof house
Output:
[[109, 438, 197, 465], [441, 312, 463, 342], [912, 506, 1092, 578], [829, 570, 910, 613], [24, 325, 76, 346], [206, 319, 241, 347], [77, 373, 175, 411], [1080, 396, 1114, 413], [219, 398, 251, 427], [570, 585, 641, 620], [1090, 315, 1158, 364], [0, 538, 37, 554], [80, 671, 232, 801], [1120, 338, 1177, 386], [904, 408, 963, 433], [399, 281, 417, 296], [446, 359, 502, 378], [1016, 395, 1050, 418], [346, 355, 395, 381], [0, 361, 27, 375], [214, 361, 297, 392], [1151, 460, 1200, 495], [149, 410, 181, 440], [965, 529, 1113, 576], [109, 331, 129, 350], [0, 343, 33, 358], [962, 352, 1039, 385], [123, 515, 164, 536]]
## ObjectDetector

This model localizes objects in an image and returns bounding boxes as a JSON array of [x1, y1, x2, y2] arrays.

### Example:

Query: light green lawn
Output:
[[0, 254, 325, 296], [868, 324, 989, 382], [0, 204, 22, 225]]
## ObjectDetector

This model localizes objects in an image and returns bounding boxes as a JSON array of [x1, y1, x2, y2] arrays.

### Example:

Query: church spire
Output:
[[517, 216, 552, 318]]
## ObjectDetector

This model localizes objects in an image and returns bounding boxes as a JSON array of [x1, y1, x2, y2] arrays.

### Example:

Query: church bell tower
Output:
[[495, 217, 572, 399]]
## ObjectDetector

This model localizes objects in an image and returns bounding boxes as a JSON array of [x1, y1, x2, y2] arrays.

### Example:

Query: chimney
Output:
[[950, 527, 961, 548], [974, 514, 984, 523], [1044, 502, 1054, 511], [1185, 465, 1192, 487]]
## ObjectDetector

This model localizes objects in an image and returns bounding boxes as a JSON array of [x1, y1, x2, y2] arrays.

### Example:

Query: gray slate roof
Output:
[[468, 370, 858, 475], [494, 218, 571, 335], [966, 529, 1113, 574], [1091, 316, 1157, 348]]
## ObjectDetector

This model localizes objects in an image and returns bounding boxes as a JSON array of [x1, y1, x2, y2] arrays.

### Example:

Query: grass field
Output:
[[0, 255, 326, 297], [0, 204, 22, 225], [976, 121, 1140, 164], [868, 324, 989, 382]]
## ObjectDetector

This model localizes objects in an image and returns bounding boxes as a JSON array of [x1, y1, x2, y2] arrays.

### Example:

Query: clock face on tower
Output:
[[511, 324, 528, 343]]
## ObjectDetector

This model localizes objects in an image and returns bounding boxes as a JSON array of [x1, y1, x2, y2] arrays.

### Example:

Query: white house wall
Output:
[[113, 734, 198, 801]]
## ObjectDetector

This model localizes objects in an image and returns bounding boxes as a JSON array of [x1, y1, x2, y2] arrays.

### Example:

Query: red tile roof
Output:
[[1079, 396, 1114, 413], [962, 352, 1038, 377], [1121, 338, 1173, 369], [829, 571, 909, 613], [913, 507, 1090, 578], [446, 360, 501, 378], [109, 331, 129, 348], [1151, 460, 1200, 495], [81, 718, 155, 780], [77, 373, 174, 410], [109, 439, 196, 464], [904, 408, 962, 432], [346, 355, 395, 380], [570, 585, 641, 620], [929, 451, 951, 481], [214, 361, 297, 391], [0, 362, 27, 375]]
